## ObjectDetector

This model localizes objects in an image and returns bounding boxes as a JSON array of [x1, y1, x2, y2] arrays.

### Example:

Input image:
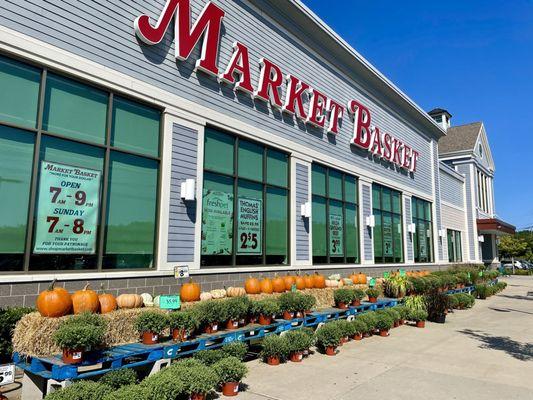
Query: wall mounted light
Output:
[[407, 223, 416, 233], [366, 215, 375, 228], [180, 178, 196, 201], [438, 229, 446, 238], [478, 235, 485, 243], [300, 202, 312, 218]]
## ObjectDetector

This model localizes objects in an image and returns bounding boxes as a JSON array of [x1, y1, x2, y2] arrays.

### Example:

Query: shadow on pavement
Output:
[[458, 329, 533, 361], [489, 307, 533, 316], [495, 294, 533, 301]]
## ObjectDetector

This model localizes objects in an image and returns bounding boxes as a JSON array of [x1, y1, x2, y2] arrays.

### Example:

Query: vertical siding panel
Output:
[[167, 124, 198, 263], [405, 197, 413, 261], [457, 164, 476, 261], [433, 143, 443, 261], [362, 184, 372, 261], [295, 163, 309, 260]]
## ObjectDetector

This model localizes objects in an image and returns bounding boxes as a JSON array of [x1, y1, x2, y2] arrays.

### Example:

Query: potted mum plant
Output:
[[332, 320, 352, 345], [350, 319, 367, 340], [180, 362, 218, 400], [212, 356, 248, 396], [393, 305, 409, 325], [333, 289, 354, 309], [357, 312, 378, 337], [252, 299, 281, 325], [195, 300, 225, 333], [278, 292, 298, 320], [284, 330, 315, 362], [302, 294, 317, 314], [351, 289, 366, 306], [53, 316, 106, 364], [223, 297, 250, 330], [374, 312, 394, 336], [315, 323, 342, 356], [366, 288, 380, 303], [260, 335, 289, 365], [409, 309, 428, 328], [426, 291, 450, 323], [383, 308, 401, 327], [168, 310, 198, 342], [135, 311, 169, 344]]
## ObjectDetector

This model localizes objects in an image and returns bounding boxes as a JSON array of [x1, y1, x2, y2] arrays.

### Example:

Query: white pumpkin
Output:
[[328, 274, 341, 281], [153, 295, 160, 308], [200, 291, 213, 301], [342, 278, 354, 286], [325, 279, 339, 288], [210, 288, 227, 299], [140, 293, 153, 304]]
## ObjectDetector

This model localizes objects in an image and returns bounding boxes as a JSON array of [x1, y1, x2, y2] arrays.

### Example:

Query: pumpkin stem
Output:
[[47, 279, 57, 291], [83, 283, 90, 291], [100, 283, 106, 294]]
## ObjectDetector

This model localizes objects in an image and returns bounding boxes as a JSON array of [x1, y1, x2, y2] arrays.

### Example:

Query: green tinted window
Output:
[[373, 183, 403, 264], [372, 186, 380, 209], [0, 56, 40, 128], [345, 176, 357, 204], [40, 136, 104, 172], [312, 164, 326, 196], [345, 203, 358, 260], [374, 213, 382, 258], [266, 149, 288, 187], [104, 153, 158, 269], [266, 187, 288, 260], [204, 129, 234, 175], [393, 214, 403, 261], [0, 127, 34, 269], [312, 196, 326, 256], [112, 97, 160, 157], [392, 192, 401, 214], [382, 187, 392, 211], [238, 140, 263, 181], [204, 171, 233, 193], [328, 169, 343, 200], [43, 74, 108, 144]]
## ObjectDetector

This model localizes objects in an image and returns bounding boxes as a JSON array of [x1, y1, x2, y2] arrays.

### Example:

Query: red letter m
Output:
[[134, 0, 225, 76]]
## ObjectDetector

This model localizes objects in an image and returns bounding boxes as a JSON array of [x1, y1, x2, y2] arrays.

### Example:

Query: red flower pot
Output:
[[295, 311, 304, 318], [204, 322, 219, 334], [172, 328, 189, 342], [290, 351, 303, 362], [267, 356, 280, 365], [368, 297, 378, 303], [258, 314, 272, 325], [379, 329, 389, 337], [222, 381, 240, 396], [142, 331, 159, 345], [416, 320, 425, 328], [62, 348, 84, 364], [325, 346, 337, 356], [393, 320, 400, 328], [363, 331, 372, 338], [353, 333, 363, 341], [336, 302, 348, 310], [249, 315, 258, 324], [226, 319, 239, 330], [340, 336, 349, 345], [283, 311, 295, 320], [351, 299, 361, 307], [400, 319, 405, 325], [190, 393, 206, 400]]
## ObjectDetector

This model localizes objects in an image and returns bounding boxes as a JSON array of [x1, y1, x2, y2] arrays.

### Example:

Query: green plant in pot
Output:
[[374, 312, 394, 336], [284, 330, 315, 362], [252, 299, 281, 325], [178, 362, 218, 400], [366, 288, 380, 303], [260, 334, 289, 365], [315, 323, 342, 355], [194, 300, 226, 333], [357, 312, 378, 336], [409, 309, 428, 328], [333, 289, 354, 309], [331, 320, 353, 344], [300, 327, 316, 356], [474, 284, 490, 299], [383, 308, 401, 327], [404, 295, 427, 314], [168, 310, 198, 342], [53, 317, 106, 364], [134, 311, 169, 345], [350, 319, 367, 340], [278, 292, 299, 319], [382, 275, 409, 298], [425, 291, 450, 323], [351, 289, 365, 306], [223, 296, 250, 330], [212, 356, 248, 397], [301, 294, 317, 314], [393, 305, 409, 324]]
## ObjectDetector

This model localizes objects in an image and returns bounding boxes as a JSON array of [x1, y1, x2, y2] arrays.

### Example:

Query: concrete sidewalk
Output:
[[237, 276, 533, 400]]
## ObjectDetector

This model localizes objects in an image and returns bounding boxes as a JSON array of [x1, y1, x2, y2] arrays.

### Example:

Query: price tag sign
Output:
[[479, 271, 483, 277], [399, 269, 406, 277], [383, 271, 390, 279], [467, 272, 471, 279], [0, 364, 15, 386], [369, 278, 376, 288], [159, 295, 181, 310], [291, 284, 297, 293], [174, 265, 189, 279]]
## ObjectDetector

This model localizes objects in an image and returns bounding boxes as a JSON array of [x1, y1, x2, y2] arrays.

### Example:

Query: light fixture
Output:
[[478, 235, 485, 243], [180, 178, 195, 201], [300, 202, 312, 218], [438, 229, 446, 238], [407, 223, 416, 233], [366, 215, 375, 228]]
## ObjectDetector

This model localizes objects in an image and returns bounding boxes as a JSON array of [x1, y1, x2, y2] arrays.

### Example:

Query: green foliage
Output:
[[301, 293, 317, 311], [222, 341, 248, 361], [62, 313, 107, 330], [333, 288, 354, 305], [315, 323, 342, 349], [450, 293, 475, 309], [393, 305, 409, 320], [350, 319, 367, 335], [408, 309, 428, 322], [251, 299, 280, 316], [404, 295, 427, 314], [260, 335, 289, 360], [382, 308, 400, 322], [331, 320, 353, 338], [366, 288, 380, 299], [140, 364, 185, 400], [408, 277, 427, 295], [102, 385, 151, 400], [0, 306, 33, 363], [448, 294, 459, 309], [193, 300, 226, 324], [474, 284, 490, 299], [498, 234, 528, 259], [134, 311, 168, 333], [284, 330, 315, 353], [382, 275, 409, 298], [278, 292, 308, 312], [175, 362, 218, 395], [374, 312, 394, 331], [53, 321, 105, 350], [212, 356, 248, 384], [168, 310, 198, 332], [425, 292, 450, 320], [351, 289, 366, 301], [45, 381, 113, 400], [357, 312, 378, 332], [99, 369, 137, 389], [194, 349, 226, 365], [223, 296, 251, 320]]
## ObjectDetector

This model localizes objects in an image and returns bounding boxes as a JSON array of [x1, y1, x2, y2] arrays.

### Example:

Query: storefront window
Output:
[[312, 165, 359, 264], [411, 197, 433, 263], [447, 229, 462, 262], [372, 184, 403, 263], [0, 54, 161, 272], [201, 129, 289, 267]]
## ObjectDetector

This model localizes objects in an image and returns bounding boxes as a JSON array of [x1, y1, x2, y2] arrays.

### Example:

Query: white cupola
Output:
[[428, 108, 452, 131]]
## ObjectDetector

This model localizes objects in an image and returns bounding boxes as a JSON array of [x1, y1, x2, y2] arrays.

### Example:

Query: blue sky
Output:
[[302, 0, 533, 230]]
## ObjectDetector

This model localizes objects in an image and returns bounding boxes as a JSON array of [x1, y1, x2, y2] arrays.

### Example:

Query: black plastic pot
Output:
[[432, 314, 446, 324]]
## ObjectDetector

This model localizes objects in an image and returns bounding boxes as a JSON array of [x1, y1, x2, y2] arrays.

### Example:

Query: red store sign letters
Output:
[[134, 0, 420, 172]]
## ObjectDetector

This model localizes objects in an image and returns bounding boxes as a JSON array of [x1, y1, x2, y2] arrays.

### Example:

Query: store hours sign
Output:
[[33, 161, 101, 254]]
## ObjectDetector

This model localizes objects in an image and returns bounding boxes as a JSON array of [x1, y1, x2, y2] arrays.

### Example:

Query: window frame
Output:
[[447, 229, 462, 263], [312, 163, 360, 265], [372, 183, 404, 264], [201, 127, 291, 268], [411, 196, 434, 263], [0, 53, 163, 274]]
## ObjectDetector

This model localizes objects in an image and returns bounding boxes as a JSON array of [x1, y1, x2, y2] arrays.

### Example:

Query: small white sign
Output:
[[0, 364, 15, 386], [174, 265, 190, 279]]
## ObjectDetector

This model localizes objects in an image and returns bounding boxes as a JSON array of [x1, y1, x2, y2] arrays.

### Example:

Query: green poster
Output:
[[383, 271, 390, 279], [34, 161, 101, 254], [201, 190, 233, 255], [419, 222, 427, 257], [237, 197, 262, 254], [399, 269, 406, 277], [329, 213, 344, 256], [383, 218, 393, 256]]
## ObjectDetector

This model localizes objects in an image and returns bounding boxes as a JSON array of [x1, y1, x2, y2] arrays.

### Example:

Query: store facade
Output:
[[0, 0, 499, 306]]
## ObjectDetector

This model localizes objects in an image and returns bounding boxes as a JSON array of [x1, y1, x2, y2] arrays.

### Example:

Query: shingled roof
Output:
[[438, 122, 482, 154]]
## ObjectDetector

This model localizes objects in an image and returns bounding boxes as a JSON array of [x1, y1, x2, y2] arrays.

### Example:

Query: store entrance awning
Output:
[[477, 218, 516, 235]]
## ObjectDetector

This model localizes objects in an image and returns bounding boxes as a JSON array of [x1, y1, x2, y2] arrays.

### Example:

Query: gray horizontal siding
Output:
[[362, 184, 372, 261], [404, 197, 413, 261], [167, 124, 198, 263], [0, 0, 432, 195], [433, 143, 443, 261], [457, 163, 476, 261], [440, 168, 464, 208], [295, 162, 309, 261]]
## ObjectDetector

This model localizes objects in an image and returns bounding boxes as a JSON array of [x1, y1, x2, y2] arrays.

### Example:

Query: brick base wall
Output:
[[0, 264, 446, 308]]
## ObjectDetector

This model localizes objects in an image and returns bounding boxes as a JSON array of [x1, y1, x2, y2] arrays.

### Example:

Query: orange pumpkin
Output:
[[71, 284, 99, 314], [36, 280, 72, 318], [358, 273, 367, 284], [313, 272, 326, 289], [260, 277, 273, 294], [116, 293, 143, 309], [303, 274, 314, 289], [283, 274, 296, 291], [180, 279, 201, 302], [294, 275, 306, 290], [272, 274, 286, 293], [244, 276, 261, 294], [98, 286, 117, 314]]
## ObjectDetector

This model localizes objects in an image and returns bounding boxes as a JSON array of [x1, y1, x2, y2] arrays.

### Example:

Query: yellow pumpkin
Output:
[[210, 288, 227, 299], [200, 292, 213, 301], [116, 294, 144, 309], [226, 287, 246, 297]]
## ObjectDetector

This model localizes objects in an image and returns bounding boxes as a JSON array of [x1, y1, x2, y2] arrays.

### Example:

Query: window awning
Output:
[[477, 218, 516, 235]]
